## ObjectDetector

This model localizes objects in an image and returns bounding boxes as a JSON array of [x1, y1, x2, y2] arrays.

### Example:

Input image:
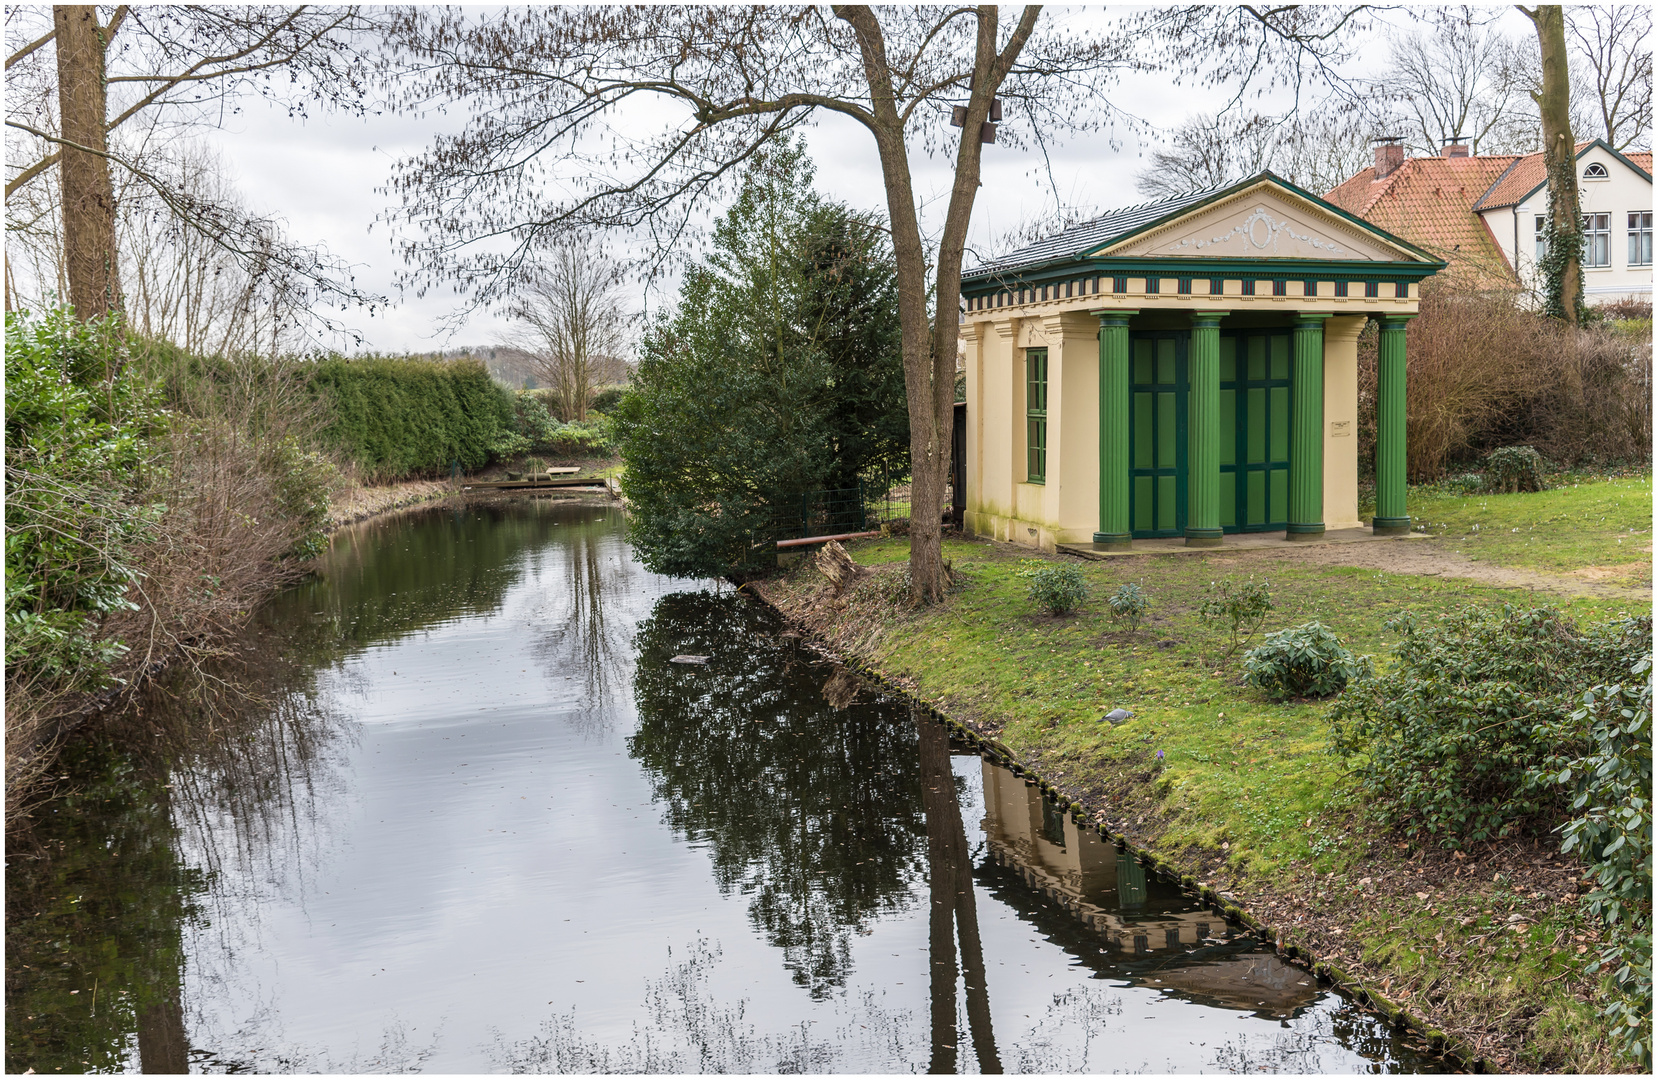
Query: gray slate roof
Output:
[[963, 180, 1241, 283]]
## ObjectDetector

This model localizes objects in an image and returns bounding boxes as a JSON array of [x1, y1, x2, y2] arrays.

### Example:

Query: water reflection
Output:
[[628, 592, 928, 1000], [7, 499, 1448, 1074]]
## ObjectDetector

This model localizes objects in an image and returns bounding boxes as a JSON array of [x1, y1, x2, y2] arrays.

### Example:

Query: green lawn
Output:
[[1408, 473, 1651, 579], [829, 532, 1637, 880]]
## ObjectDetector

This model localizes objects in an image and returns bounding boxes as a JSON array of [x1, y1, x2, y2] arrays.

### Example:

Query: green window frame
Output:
[[1026, 348, 1048, 483]]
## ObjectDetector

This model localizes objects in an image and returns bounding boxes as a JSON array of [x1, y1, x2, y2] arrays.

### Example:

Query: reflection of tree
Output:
[[525, 506, 643, 729], [916, 713, 1001, 1074], [490, 937, 924, 1073], [5, 739, 202, 1074], [627, 592, 928, 998], [273, 498, 594, 653]]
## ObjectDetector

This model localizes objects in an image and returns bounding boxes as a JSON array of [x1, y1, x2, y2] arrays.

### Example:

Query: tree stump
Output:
[[815, 540, 864, 597]]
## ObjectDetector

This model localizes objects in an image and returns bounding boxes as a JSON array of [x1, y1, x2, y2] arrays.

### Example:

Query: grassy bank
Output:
[[1409, 471, 1651, 583], [754, 483, 1650, 1073]]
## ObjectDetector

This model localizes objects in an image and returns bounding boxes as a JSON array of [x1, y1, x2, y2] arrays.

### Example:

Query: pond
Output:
[[6, 498, 1446, 1073]]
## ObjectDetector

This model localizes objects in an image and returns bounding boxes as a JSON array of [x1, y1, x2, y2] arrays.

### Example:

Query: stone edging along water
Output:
[[735, 582, 1485, 1074]]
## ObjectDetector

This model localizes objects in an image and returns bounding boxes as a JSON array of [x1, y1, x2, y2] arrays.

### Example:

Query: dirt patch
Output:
[[1234, 538, 1651, 602]]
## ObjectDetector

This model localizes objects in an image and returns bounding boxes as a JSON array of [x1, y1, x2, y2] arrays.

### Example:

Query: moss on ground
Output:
[[756, 475, 1651, 1072]]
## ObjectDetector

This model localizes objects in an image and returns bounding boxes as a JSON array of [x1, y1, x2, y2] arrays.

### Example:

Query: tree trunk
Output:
[[915, 709, 1002, 1074], [55, 4, 122, 321], [838, 6, 1040, 604], [1522, 4, 1581, 324]]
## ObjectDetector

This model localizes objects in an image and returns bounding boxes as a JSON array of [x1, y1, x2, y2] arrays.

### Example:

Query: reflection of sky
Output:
[[176, 507, 1433, 1073]]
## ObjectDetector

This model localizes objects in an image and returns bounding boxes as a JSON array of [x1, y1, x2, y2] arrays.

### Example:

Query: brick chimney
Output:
[[1441, 136, 1470, 159], [1373, 137, 1404, 180]]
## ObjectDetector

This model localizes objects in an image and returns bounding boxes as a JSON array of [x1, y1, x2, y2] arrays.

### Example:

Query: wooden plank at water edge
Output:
[[463, 476, 604, 490]]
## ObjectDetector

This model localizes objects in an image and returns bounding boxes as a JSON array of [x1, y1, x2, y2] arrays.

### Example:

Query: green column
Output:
[[1288, 315, 1331, 540], [1185, 313, 1223, 546], [1093, 310, 1135, 548], [1374, 315, 1412, 535]]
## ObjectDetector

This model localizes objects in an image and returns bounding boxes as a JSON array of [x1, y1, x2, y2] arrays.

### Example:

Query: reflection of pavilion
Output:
[[978, 760, 1318, 1017]]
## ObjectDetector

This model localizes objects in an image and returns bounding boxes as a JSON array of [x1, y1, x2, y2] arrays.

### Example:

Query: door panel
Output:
[[1221, 330, 1293, 533], [1128, 335, 1185, 538]]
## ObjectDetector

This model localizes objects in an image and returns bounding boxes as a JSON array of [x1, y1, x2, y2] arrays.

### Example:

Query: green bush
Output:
[[263, 438, 339, 560], [1027, 564, 1087, 616], [1537, 657, 1653, 1067], [1106, 582, 1150, 632], [1482, 445, 1547, 493], [1243, 622, 1363, 701], [1329, 604, 1651, 848], [310, 355, 518, 480], [589, 386, 625, 414], [1199, 577, 1274, 658], [5, 309, 162, 687]]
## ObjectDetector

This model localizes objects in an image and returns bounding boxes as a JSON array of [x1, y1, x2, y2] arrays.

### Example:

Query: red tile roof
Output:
[[1324, 155, 1520, 286]]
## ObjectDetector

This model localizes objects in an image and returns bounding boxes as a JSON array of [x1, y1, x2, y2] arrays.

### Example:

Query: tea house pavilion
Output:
[[959, 172, 1445, 552]]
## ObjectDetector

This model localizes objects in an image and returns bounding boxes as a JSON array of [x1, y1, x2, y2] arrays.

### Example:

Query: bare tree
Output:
[[5, 5, 384, 326], [1566, 5, 1652, 152], [1133, 106, 1375, 198], [1518, 4, 1583, 325], [504, 241, 633, 423], [1371, 9, 1538, 156], [1135, 112, 1285, 197], [385, 5, 1363, 603]]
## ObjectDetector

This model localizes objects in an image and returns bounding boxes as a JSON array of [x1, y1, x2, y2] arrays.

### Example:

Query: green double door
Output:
[[1128, 330, 1292, 538]]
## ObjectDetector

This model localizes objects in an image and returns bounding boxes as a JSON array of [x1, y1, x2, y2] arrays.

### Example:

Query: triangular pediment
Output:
[[1093, 180, 1428, 263]]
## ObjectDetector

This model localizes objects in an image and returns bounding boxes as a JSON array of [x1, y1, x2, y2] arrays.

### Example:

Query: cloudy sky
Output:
[[140, 6, 1533, 354]]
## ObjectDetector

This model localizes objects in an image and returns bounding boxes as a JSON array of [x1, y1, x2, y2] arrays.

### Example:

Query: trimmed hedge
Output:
[[311, 356, 518, 480]]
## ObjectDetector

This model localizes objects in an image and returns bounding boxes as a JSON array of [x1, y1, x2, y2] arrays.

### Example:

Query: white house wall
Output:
[[1482, 144, 1653, 302]]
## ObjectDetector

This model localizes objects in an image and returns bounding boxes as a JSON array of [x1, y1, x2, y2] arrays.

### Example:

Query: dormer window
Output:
[[1583, 162, 1610, 181]]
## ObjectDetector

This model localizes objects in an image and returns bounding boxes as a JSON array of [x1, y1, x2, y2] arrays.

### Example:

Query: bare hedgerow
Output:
[[1357, 280, 1652, 479]]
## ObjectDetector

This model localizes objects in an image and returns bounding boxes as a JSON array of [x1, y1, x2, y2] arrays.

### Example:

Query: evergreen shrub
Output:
[[1538, 657, 1653, 1067], [1106, 582, 1150, 632], [4, 310, 161, 686], [311, 356, 517, 480], [1482, 445, 1547, 493], [1328, 604, 1651, 848], [1243, 621, 1363, 701], [1027, 565, 1087, 616]]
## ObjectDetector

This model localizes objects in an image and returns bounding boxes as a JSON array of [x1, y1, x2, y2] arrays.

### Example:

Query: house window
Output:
[[1026, 348, 1048, 484], [1584, 213, 1611, 267], [1583, 162, 1610, 181], [1535, 215, 1547, 263], [1630, 212, 1653, 267]]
